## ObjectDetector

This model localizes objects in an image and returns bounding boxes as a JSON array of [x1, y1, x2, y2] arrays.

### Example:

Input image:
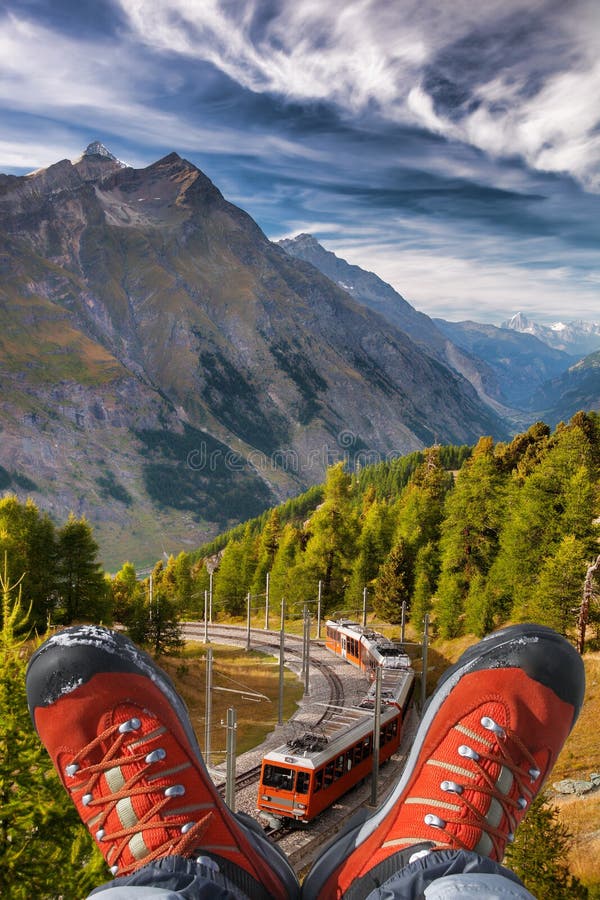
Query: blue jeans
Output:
[[88, 849, 536, 899]]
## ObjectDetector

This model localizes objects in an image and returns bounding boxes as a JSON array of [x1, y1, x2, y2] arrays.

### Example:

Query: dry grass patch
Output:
[[552, 652, 600, 781], [160, 642, 304, 764]]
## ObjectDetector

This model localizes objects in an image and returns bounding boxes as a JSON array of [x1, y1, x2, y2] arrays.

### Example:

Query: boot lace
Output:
[[65, 716, 213, 875], [425, 715, 542, 858]]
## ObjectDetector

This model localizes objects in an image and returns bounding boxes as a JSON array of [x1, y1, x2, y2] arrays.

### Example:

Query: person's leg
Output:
[[302, 623, 585, 900], [26, 626, 300, 900], [87, 854, 244, 898]]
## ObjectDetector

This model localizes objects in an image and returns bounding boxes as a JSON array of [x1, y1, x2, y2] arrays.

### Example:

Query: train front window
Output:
[[262, 764, 295, 791], [296, 771, 310, 794]]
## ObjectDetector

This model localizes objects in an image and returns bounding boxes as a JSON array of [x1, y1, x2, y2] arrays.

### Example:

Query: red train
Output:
[[325, 618, 412, 675], [256, 620, 414, 827]]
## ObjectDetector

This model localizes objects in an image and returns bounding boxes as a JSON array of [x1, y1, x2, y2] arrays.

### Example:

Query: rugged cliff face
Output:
[[0, 145, 506, 566]]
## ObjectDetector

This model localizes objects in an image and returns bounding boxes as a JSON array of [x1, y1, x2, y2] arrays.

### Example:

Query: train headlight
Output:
[[296, 803, 306, 809], [261, 795, 271, 801]]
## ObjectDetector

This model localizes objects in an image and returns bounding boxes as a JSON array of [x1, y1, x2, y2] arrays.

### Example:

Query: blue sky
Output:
[[1, 0, 599, 325]]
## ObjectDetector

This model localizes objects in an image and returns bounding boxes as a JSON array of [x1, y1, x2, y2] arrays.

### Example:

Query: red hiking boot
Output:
[[302, 623, 585, 899], [26, 626, 299, 899]]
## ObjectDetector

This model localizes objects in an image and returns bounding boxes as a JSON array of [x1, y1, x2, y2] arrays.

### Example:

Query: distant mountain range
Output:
[[280, 234, 600, 427], [1, 144, 508, 567], [503, 312, 600, 357]]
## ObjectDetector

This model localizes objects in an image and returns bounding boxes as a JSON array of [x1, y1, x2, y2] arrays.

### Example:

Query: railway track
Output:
[[182, 622, 347, 797], [180, 622, 414, 860]]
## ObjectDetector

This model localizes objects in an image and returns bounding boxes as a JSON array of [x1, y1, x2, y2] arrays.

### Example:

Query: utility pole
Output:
[[278, 599, 285, 725], [401, 600, 406, 644], [225, 707, 237, 811], [303, 604, 310, 695], [246, 592, 251, 652], [204, 647, 213, 769], [203, 589, 209, 643], [265, 572, 270, 630], [317, 580, 322, 639], [362, 586, 368, 627], [370, 665, 382, 806], [421, 614, 429, 713], [209, 571, 213, 624], [301, 603, 307, 678]]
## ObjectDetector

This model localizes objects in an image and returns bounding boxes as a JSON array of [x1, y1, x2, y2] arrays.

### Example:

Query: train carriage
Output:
[[325, 618, 412, 675], [257, 665, 414, 826]]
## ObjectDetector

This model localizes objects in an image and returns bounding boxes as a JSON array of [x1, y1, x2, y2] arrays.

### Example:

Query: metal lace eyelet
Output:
[[440, 779, 463, 794], [145, 748, 167, 764], [424, 813, 446, 828], [481, 716, 506, 739], [164, 784, 185, 797], [119, 717, 141, 733], [458, 744, 479, 761]]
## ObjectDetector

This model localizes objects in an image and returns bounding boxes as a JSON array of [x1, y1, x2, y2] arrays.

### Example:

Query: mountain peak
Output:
[[77, 141, 127, 169], [279, 233, 321, 251], [83, 141, 118, 161], [504, 312, 532, 330]]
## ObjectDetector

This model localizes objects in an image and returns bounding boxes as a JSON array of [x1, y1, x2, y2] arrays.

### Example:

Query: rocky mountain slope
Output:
[[0, 145, 506, 567], [278, 234, 571, 420], [432, 319, 573, 410], [530, 350, 600, 425]]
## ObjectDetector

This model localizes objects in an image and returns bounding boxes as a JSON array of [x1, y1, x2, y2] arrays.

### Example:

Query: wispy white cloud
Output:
[[0, 11, 322, 171], [326, 236, 600, 324], [117, 0, 600, 190]]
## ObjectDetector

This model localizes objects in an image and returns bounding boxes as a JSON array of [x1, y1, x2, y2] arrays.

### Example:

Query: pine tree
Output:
[[213, 539, 250, 615], [0, 496, 58, 628], [111, 561, 145, 625], [525, 535, 588, 636], [56, 515, 109, 623], [434, 437, 507, 637], [251, 508, 281, 598], [411, 541, 439, 627], [504, 795, 588, 899], [295, 463, 358, 613], [393, 446, 453, 552], [127, 585, 183, 657], [268, 523, 301, 607], [0, 556, 107, 898], [373, 538, 413, 623], [347, 499, 393, 606]]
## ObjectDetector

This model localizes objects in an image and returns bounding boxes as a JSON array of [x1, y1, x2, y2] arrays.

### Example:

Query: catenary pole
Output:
[[225, 707, 237, 811], [421, 614, 429, 713], [317, 579, 322, 639], [278, 599, 285, 725], [370, 665, 382, 806], [246, 592, 251, 652], [265, 571, 270, 630], [204, 646, 213, 769]]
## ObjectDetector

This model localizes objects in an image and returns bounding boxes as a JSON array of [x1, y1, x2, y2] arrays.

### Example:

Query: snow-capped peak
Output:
[[76, 141, 127, 167], [503, 311, 600, 356]]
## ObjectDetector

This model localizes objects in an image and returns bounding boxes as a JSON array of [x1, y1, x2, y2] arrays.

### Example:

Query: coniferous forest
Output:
[[186, 411, 600, 647], [1, 412, 599, 648]]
